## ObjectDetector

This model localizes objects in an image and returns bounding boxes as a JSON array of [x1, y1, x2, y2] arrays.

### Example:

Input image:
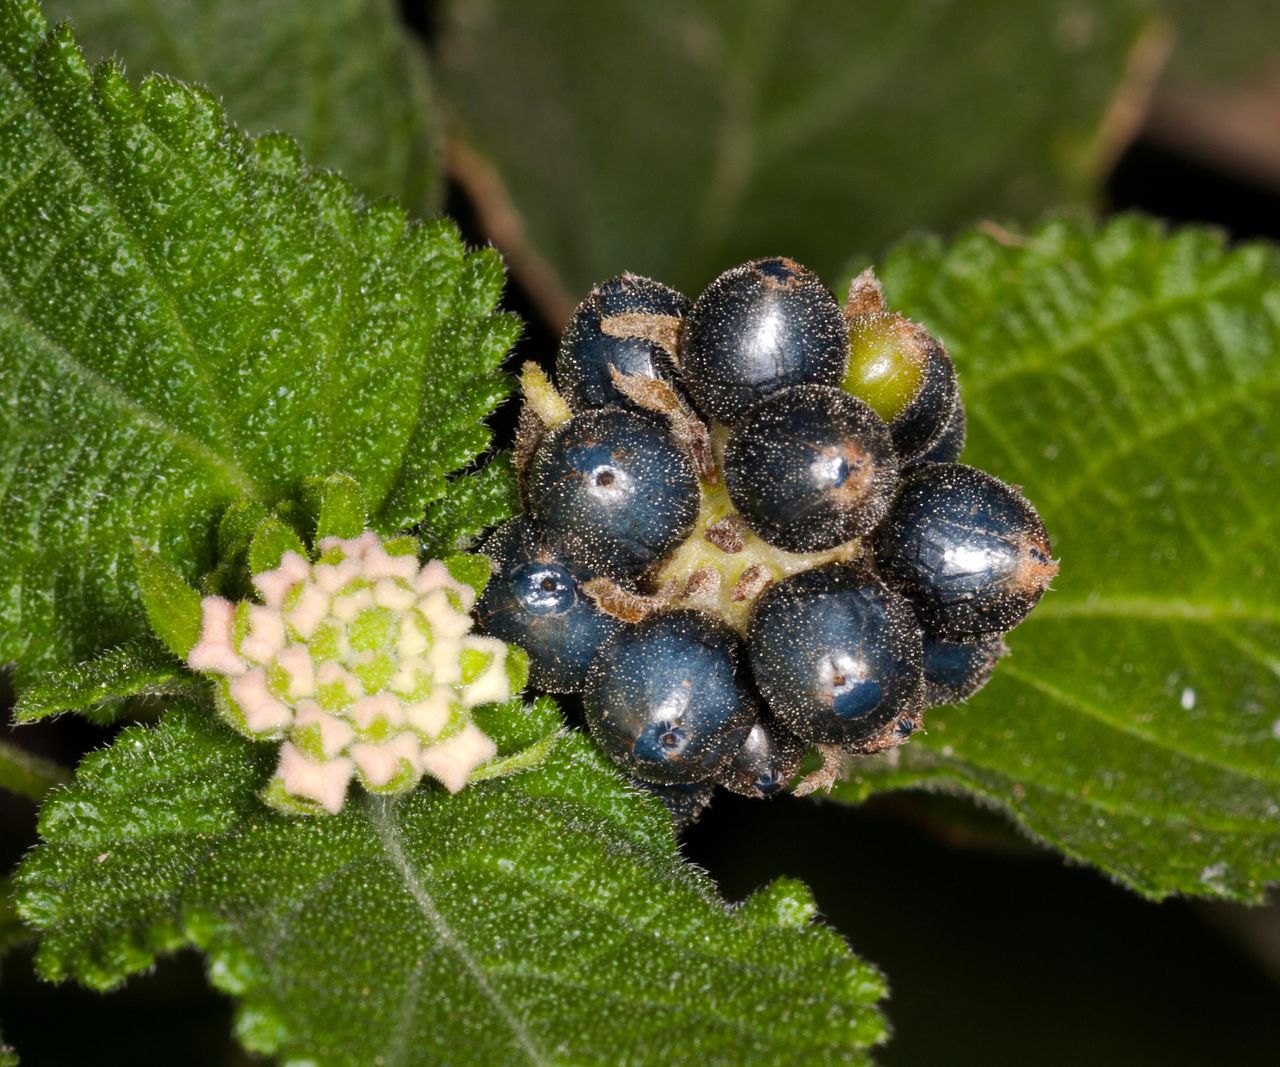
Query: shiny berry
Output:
[[680, 257, 847, 426], [873, 463, 1057, 637], [584, 611, 757, 784], [636, 778, 716, 830], [748, 565, 924, 745], [911, 396, 966, 467], [723, 384, 898, 552], [527, 407, 699, 579], [720, 714, 805, 798], [845, 313, 958, 462], [557, 273, 690, 411], [473, 518, 622, 693], [922, 630, 1008, 706]]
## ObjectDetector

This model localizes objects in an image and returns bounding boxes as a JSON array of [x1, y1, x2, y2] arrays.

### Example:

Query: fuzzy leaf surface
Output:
[[833, 217, 1280, 901], [43, 0, 440, 212], [11, 639, 189, 723], [16, 702, 886, 1065], [438, 0, 1150, 315], [0, 3, 518, 682]]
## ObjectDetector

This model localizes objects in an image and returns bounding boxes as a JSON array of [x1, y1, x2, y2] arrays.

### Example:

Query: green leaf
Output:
[[246, 515, 307, 575], [309, 472, 368, 542], [443, 553, 492, 598], [830, 216, 1280, 902], [0, 875, 33, 955], [42, 0, 440, 212], [12, 639, 190, 724], [0, 740, 69, 801], [1159, 0, 1280, 81], [437, 0, 1151, 313], [16, 703, 886, 1064], [133, 546, 203, 659], [0, 3, 519, 683], [420, 456, 521, 557]]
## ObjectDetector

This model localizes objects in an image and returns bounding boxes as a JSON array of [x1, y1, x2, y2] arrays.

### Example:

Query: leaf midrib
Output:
[[369, 795, 554, 1067]]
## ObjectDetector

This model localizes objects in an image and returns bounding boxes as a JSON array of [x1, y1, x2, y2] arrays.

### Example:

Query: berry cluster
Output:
[[476, 259, 1056, 824]]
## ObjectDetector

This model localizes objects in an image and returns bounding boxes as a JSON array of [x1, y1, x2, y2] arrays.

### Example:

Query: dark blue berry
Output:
[[473, 518, 622, 693], [922, 630, 1007, 706], [720, 714, 805, 798], [527, 407, 699, 579], [873, 463, 1056, 637], [911, 396, 966, 467], [636, 779, 716, 830], [723, 384, 898, 552], [556, 273, 690, 410], [748, 565, 924, 745], [584, 610, 757, 784], [680, 257, 848, 426]]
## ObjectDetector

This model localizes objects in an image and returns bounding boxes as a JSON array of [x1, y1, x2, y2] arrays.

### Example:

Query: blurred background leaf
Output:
[[44, 0, 441, 212], [1158, 0, 1280, 80], [436, 0, 1157, 322]]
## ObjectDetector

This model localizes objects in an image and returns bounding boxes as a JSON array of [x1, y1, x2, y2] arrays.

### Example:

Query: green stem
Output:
[[0, 739, 71, 801]]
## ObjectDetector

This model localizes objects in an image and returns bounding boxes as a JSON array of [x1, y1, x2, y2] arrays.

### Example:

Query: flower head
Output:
[[187, 531, 525, 814]]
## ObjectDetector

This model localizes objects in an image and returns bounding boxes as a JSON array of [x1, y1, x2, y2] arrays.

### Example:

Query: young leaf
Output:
[[16, 704, 887, 1064], [437, 0, 1152, 316], [420, 457, 521, 557], [246, 516, 307, 576], [12, 638, 191, 724], [0, 3, 519, 683], [309, 472, 368, 542], [42, 0, 440, 212], [830, 217, 1280, 902], [133, 546, 203, 659]]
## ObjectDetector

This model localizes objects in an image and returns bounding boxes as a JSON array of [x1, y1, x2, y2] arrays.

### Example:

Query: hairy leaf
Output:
[[16, 702, 886, 1065], [0, 2, 519, 683], [42, 0, 440, 212], [438, 0, 1151, 317], [11, 639, 189, 724], [419, 456, 521, 557], [833, 217, 1280, 902]]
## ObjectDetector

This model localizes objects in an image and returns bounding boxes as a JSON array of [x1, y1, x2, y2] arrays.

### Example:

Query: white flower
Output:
[[187, 531, 524, 814]]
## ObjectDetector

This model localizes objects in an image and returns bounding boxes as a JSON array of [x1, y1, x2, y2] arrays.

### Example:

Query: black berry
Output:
[[473, 518, 622, 693], [680, 257, 847, 426], [748, 565, 924, 745], [922, 630, 1008, 706], [557, 273, 690, 411], [636, 778, 716, 829], [724, 384, 898, 552], [584, 610, 757, 784], [873, 463, 1057, 637], [720, 713, 806, 798], [527, 407, 699, 579]]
